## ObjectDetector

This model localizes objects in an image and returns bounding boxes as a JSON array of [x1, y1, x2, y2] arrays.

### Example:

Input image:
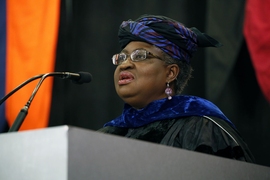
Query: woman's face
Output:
[[114, 41, 170, 109]]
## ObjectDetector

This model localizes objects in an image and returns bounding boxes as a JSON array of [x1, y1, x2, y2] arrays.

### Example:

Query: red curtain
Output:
[[244, 0, 270, 103]]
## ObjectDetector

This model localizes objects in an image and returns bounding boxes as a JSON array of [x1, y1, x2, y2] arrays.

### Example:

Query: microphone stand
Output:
[[6, 71, 91, 132], [8, 73, 56, 132]]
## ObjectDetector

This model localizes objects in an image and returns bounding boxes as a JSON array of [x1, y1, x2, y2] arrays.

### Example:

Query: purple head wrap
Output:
[[118, 14, 222, 63]]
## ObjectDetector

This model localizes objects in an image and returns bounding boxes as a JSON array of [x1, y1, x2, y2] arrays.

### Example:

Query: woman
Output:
[[98, 14, 255, 163]]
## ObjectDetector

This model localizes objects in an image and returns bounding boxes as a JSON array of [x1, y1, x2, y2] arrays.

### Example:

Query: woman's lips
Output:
[[118, 71, 135, 85]]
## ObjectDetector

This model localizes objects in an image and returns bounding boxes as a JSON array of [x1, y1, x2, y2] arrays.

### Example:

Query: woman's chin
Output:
[[117, 91, 136, 100]]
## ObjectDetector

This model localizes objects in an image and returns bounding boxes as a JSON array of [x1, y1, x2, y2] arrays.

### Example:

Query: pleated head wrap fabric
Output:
[[118, 14, 222, 63]]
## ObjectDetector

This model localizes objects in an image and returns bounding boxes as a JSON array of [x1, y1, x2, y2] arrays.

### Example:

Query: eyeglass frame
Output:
[[112, 49, 163, 65]]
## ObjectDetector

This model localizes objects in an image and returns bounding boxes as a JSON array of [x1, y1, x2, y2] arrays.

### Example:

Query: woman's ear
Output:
[[166, 64, 179, 82]]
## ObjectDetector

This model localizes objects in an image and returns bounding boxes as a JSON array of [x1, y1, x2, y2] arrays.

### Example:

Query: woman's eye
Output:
[[133, 51, 146, 60], [119, 54, 126, 60], [135, 55, 145, 59]]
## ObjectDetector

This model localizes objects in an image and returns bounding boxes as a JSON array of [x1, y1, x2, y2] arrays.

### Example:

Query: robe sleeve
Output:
[[172, 116, 254, 162]]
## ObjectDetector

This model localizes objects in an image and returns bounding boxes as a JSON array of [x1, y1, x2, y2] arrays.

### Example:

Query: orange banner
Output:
[[6, 0, 60, 130]]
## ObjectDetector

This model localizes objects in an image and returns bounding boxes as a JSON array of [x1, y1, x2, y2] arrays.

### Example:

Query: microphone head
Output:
[[73, 72, 92, 84]]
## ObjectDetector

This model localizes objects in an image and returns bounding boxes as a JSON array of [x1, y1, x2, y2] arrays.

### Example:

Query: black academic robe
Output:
[[97, 116, 255, 163]]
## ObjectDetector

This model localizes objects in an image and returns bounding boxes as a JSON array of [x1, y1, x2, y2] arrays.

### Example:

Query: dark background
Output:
[[49, 0, 270, 167]]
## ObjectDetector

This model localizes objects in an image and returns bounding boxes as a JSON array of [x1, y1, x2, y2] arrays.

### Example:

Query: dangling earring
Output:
[[165, 82, 172, 100]]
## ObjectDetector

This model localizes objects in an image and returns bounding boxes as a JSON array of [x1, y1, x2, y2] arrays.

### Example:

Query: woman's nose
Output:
[[119, 57, 134, 70]]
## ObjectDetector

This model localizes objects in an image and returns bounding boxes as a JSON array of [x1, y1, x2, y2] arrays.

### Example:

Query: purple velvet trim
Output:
[[104, 95, 235, 129]]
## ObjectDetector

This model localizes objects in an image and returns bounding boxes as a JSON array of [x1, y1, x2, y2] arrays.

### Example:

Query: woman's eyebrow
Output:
[[120, 49, 130, 54]]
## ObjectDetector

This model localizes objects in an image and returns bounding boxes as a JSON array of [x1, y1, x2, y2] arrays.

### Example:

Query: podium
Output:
[[0, 126, 269, 180]]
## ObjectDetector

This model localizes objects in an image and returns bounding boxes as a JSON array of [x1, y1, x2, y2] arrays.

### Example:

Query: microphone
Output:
[[0, 71, 92, 106], [1, 71, 92, 132], [60, 71, 92, 84]]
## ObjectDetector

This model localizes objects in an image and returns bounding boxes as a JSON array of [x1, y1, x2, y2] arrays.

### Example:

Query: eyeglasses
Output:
[[112, 49, 163, 65]]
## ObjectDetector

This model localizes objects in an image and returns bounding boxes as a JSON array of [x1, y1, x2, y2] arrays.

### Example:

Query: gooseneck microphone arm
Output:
[[0, 74, 43, 106], [8, 73, 57, 132], [7, 71, 92, 132]]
